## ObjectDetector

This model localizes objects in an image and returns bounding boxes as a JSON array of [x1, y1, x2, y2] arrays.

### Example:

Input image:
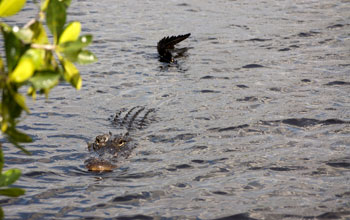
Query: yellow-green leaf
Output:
[[77, 50, 97, 64], [59, 21, 81, 44], [0, 169, 21, 187], [5, 126, 32, 144], [27, 86, 36, 100], [62, 60, 81, 90], [2, 25, 23, 72], [8, 57, 34, 83], [0, 0, 26, 17], [58, 34, 93, 52], [40, 0, 49, 11], [25, 48, 45, 69], [0, 148, 3, 178], [1, 121, 7, 132], [13, 93, 29, 113], [0, 57, 4, 73], [62, 0, 72, 8], [46, 0, 66, 44], [29, 72, 60, 90], [62, 59, 78, 79], [29, 21, 49, 44], [12, 26, 33, 43], [0, 207, 4, 220], [71, 73, 82, 90], [0, 188, 25, 197]]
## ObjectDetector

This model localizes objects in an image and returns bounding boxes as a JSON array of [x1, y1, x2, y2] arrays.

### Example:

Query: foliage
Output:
[[0, 0, 97, 217]]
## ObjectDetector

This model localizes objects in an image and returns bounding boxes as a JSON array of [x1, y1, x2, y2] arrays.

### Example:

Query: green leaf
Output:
[[60, 50, 79, 63], [61, 60, 81, 90], [70, 73, 82, 90], [62, 0, 71, 8], [29, 21, 49, 44], [24, 48, 45, 69], [12, 26, 33, 44], [8, 48, 44, 83], [40, 0, 49, 11], [29, 71, 60, 90], [58, 41, 81, 63], [5, 126, 32, 143], [42, 50, 57, 71], [59, 35, 93, 51], [1, 95, 10, 133], [8, 57, 35, 83], [6, 140, 30, 155], [46, 0, 66, 44], [2, 86, 22, 123], [77, 34, 93, 47], [59, 21, 81, 44], [0, 146, 4, 174], [0, 169, 21, 187], [58, 35, 93, 62], [0, 0, 26, 17], [41, 0, 70, 11], [0, 206, 3, 220], [13, 92, 29, 113], [1, 122, 7, 133], [62, 59, 78, 79], [0, 57, 4, 73], [0, 188, 25, 197], [77, 50, 97, 64], [2, 26, 25, 72], [5, 127, 32, 155], [27, 86, 36, 100]]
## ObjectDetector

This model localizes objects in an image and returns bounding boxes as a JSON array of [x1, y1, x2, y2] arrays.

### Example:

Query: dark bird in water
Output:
[[157, 33, 191, 63]]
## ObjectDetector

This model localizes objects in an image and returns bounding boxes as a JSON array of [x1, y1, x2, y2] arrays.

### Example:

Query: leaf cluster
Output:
[[0, 0, 97, 217], [0, 0, 97, 150]]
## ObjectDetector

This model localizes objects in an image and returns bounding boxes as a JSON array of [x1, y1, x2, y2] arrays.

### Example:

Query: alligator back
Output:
[[112, 106, 156, 130]]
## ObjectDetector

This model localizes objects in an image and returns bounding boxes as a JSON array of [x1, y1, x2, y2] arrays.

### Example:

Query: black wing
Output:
[[157, 33, 191, 55]]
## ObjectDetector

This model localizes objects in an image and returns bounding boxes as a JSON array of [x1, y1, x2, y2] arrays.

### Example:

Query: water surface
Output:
[[1, 0, 350, 219]]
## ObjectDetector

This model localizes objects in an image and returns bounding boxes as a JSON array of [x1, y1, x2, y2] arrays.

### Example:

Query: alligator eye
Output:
[[96, 135, 109, 144], [118, 140, 125, 147], [96, 136, 102, 143]]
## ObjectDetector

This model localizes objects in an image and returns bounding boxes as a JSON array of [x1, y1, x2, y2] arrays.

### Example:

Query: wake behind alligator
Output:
[[85, 107, 155, 172]]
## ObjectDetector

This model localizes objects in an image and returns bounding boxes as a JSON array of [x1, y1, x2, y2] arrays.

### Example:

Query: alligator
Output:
[[157, 33, 191, 63], [85, 107, 155, 172]]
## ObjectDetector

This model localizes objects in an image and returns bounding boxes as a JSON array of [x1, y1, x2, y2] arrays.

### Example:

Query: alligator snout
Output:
[[85, 158, 117, 172]]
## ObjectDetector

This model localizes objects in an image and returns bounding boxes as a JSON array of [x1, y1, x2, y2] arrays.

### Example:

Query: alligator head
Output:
[[85, 132, 133, 172], [85, 107, 155, 172]]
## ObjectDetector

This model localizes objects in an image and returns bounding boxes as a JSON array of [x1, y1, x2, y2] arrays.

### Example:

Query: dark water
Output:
[[1, 0, 350, 219]]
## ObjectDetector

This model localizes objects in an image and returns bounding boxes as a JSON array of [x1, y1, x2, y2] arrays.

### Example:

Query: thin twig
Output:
[[23, 18, 36, 29], [31, 43, 56, 50]]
